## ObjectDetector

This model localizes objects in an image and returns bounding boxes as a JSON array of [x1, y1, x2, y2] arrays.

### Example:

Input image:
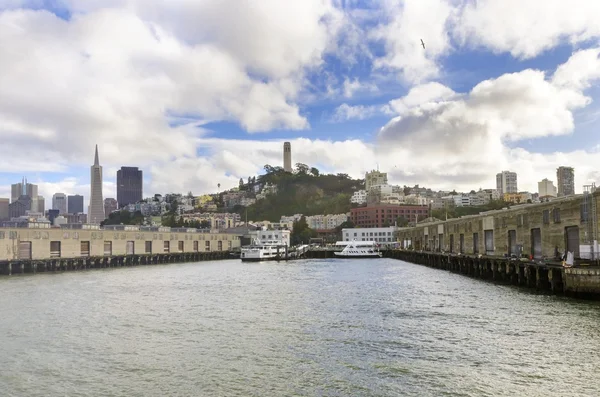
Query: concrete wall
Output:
[[0, 227, 241, 261], [396, 193, 599, 259]]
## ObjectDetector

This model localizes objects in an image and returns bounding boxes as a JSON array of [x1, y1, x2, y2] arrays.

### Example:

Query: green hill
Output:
[[238, 164, 364, 222]]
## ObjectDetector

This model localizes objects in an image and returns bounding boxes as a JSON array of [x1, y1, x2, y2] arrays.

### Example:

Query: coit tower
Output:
[[283, 142, 292, 172], [88, 144, 105, 224]]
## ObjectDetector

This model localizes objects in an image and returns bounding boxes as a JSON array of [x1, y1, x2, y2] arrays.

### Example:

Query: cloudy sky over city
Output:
[[1, 0, 600, 207]]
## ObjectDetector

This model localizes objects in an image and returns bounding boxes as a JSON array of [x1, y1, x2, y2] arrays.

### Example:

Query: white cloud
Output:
[[455, 0, 600, 59], [343, 77, 378, 98], [371, 0, 454, 83], [331, 103, 393, 122], [389, 82, 457, 114]]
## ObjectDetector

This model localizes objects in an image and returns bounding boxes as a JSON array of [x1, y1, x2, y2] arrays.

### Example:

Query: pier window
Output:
[[104, 241, 112, 256], [163, 241, 170, 253], [552, 208, 561, 223], [218, 241, 223, 251], [145, 241, 152, 254], [178, 241, 184, 252], [18, 241, 32, 260], [193, 241, 199, 252], [542, 210, 550, 224], [205, 241, 210, 251], [228, 241, 232, 250], [80, 241, 90, 257], [50, 241, 61, 258], [126, 241, 135, 255]]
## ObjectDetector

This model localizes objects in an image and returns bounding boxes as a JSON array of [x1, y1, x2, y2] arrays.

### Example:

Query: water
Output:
[[1, 258, 600, 397]]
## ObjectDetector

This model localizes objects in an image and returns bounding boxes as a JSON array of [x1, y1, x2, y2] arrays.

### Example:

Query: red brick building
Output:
[[350, 205, 429, 228]]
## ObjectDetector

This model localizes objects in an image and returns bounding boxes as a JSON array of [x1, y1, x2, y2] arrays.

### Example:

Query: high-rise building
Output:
[[0, 198, 9, 220], [557, 166, 575, 197], [496, 171, 518, 194], [117, 166, 143, 208], [283, 142, 292, 172], [52, 193, 67, 214], [104, 198, 118, 217], [365, 170, 388, 191], [538, 178, 557, 199], [31, 196, 45, 213], [10, 177, 38, 203], [88, 145, 105, 224], [68, 194, 84, 214]]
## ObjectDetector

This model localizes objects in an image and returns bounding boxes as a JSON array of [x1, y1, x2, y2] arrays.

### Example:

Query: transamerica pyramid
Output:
[[88, 144, 105, 224]]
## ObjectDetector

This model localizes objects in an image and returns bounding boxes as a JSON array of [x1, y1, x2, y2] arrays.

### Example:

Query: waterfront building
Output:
[[496, 171, 518, 194], [0, 224, 241, 261], [68, 194, 84, 214], [283, 142, 292, 172], [11, 177, 38, 203], [538, 178, 557, 199], [251, 228, 291, 247], [104, 198, 118, 217], [52, 193, 67, 214], [350, 204, 429, 228], [342, 226, 397, 244], [365, 170, 388, 191], [557, 166, 575, 197], [117, 166, 143, 208]]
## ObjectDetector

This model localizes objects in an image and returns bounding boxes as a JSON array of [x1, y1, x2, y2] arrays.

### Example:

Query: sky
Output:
[[1, 0, 600, 211]]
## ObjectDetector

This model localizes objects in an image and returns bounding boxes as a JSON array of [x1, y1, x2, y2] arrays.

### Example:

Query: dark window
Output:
[[542, 210, 550, 224], [553, 208, 561, 223], [581, 203, 589, 223]]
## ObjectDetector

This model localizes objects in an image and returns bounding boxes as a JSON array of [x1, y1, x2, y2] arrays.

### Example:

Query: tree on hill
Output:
[[291, 216, 317, 245], [101, 210, 144, 226]]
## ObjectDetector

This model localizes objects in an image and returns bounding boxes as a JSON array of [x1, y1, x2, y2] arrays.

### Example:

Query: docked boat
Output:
[[240, 238, 288, 262], [334, 240, 383, 259]]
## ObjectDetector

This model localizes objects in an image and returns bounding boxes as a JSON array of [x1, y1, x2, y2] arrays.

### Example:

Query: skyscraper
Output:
[[88, 145, 105, 224], [557, 166, 575, 197], [283, 142, 292, 172], [52, 193, 67, 214], [496, 171, 518, 194], [117, 166, 143, 208], [10, 177, 38, 203], [68, 194, 84, 214], [104, 198, 118, 217], [538, 178, 557, 199], [31, 196, 45, 213]]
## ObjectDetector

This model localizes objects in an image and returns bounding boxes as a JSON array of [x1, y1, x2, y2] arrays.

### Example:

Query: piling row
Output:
[[0, 251, 232, 276], [385, 250, 600, 298]]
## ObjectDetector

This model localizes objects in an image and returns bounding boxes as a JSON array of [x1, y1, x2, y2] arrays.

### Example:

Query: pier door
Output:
[[484, 230, 494, 255], [449, 234, 454, 253], [508, 230, 517, 256], [530, 228, 542, 259], [565, 226, 580, 259], [459, 234, 464, 254], [18, 241, 31, 260], [473, 233, 479, 255]]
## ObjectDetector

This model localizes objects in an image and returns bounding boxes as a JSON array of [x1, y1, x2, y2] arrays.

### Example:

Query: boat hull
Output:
[[334, 253, 382, 259], [240, 256, 281, 262]]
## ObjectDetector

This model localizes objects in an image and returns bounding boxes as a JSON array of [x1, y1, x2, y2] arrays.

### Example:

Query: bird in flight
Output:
[[421, 39, 425, 49]]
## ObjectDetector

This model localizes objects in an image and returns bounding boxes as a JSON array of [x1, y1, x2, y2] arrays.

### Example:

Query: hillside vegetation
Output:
[[238, 164, 364, 221]]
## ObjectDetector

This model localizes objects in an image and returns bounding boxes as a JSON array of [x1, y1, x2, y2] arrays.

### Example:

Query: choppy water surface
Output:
[[1, 258, 600, 396]]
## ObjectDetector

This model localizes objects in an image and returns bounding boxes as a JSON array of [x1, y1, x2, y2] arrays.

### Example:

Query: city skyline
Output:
[[1, 2, 600, 201]]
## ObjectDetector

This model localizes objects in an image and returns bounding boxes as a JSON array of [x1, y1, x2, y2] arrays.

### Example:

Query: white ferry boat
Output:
[[334, 240, 383, 259], [240, 238, 288, 262]]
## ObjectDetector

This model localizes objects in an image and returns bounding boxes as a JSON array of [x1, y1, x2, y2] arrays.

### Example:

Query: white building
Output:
[[404, 194, 428, 206], [538, 178, 557, 198], [280, 214, 303, 224], [342, 226, 397, 244], [452, 194, 472, 207], [305, 213, 348, 230], [52, 193, 67, 214], [350, 190, 367, 205], [252, 228, 291, 247], [496, 170, 518, 194]]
